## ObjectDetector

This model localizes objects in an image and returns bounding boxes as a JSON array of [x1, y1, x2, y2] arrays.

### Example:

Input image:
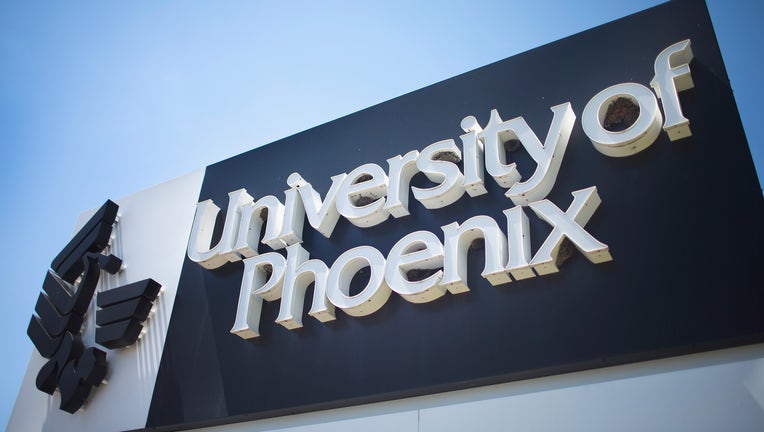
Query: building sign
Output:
[[17, 1, 763, 431], [182, 39, 700, 341], [26, 200, 162, 414], [145, 1, 763, 429]]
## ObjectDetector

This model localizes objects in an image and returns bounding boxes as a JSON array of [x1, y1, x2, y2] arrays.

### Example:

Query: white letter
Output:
[[529, 187, 613, 275], [412, 139, 466, 209], [230, 252, 286, 339], [232, 195, 286, 258], [460, 116, 487, 197], [441, 215, 510, 294], [276, 244, 334, 329], [650, 39, 694, 141], [582, 83, 663, 157], [385, 231, 446, 303], [326, 246, 391, 317], [503, 206, 535, 280], [187, 189, 252, 269], [506, 103, 576, 206], [279, 185, 306, 245], [217, 189, 255, 262], [384, 150, 420, 217], [478, 109, 522, 188], [336, 163, 391, 228], [287, 172, 347, 238], [187, 200, 229, 269]]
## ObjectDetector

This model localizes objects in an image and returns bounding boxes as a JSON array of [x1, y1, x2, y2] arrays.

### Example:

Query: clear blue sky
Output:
[[1, 0, 761, 427]]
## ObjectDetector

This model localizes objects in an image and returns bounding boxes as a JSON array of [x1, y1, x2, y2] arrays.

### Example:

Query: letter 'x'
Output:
[[529, 186, 613, 275]]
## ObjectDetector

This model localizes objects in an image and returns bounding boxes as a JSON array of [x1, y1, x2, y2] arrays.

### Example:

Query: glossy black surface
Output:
[[97, 278, 161, 307], [96, 320, 144, 349], [95, 297, 153, 326], [51, 199, 118, 284], [95, 278, 161, 349], [27, 201, 120, 414]]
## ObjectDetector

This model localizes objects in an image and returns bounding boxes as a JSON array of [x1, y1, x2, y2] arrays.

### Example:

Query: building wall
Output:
[[8, 2, 764, 429], [8, 169, 205, 432], [8, 148, 764, 432], [195, 344, 764, 432]]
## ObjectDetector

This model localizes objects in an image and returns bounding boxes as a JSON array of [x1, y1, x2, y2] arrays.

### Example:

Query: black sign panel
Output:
[[147, 0, 764, 429]]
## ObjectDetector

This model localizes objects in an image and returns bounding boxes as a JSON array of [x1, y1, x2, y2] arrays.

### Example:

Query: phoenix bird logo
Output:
[[26, 200, 161, 413]]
